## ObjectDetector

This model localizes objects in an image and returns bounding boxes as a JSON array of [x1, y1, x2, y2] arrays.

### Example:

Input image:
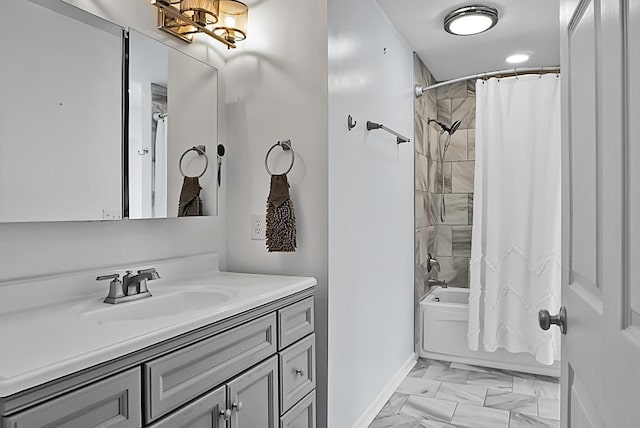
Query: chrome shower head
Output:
[[449, 120, 461, 135], [428, 119, 461, 135]]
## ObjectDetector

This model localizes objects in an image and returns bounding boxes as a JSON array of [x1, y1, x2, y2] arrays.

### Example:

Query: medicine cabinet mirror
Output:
[[0, 0, 124, 223], [127, 30, 219, 219]]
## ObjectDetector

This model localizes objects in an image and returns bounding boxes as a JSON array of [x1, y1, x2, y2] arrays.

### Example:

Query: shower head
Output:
[[429, 119, 461, 135], [449, 120, 461, 135]]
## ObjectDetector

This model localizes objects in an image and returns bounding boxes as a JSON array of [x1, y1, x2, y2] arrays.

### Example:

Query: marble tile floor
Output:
[[370, 358, 560, 428]]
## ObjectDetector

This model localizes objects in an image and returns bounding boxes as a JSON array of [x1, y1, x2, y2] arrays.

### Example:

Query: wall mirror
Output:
[[127, 30, 219, 219], [0, 0, 124, 223]]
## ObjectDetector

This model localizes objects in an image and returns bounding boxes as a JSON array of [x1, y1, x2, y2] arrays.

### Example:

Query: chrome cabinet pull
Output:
[[232, 401, 244, 412], [294, 368, 305, 376], [219, 409, 231, 420]]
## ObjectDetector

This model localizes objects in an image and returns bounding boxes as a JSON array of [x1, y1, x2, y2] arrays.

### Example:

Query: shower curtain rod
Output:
[[414, 65, 560, 98]]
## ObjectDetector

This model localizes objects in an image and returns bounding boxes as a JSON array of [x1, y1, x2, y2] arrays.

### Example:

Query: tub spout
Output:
[[427, 278, 448, 288]]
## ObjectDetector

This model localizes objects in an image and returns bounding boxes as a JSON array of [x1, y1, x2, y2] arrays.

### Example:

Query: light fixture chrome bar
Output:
[[151, 0, 236, 48], [414, 66, 560, 98], [366, 121, 410, 144]]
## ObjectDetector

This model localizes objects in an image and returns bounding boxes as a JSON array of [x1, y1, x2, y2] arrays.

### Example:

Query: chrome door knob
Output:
[[538, 307, 567, 335], [294, 368, 305, 376], [219, 409, 231, 420]]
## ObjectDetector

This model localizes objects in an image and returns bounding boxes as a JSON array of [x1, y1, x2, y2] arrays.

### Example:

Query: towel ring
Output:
[[264, 140, 295, 175], [179, 145, 209, 178]]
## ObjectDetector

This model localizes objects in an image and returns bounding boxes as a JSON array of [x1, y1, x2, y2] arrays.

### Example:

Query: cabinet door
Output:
[[3, 368, 141, 428], [148, 385, 227, 428], [227, 356, 279, 428]]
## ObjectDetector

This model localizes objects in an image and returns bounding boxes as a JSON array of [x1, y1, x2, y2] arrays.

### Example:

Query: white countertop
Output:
[[0, 254, 316, 397]]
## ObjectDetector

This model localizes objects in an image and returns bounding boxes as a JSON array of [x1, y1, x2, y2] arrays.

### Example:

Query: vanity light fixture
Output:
[[180, 0, 219, 27], [444, 5, 499, 36], [506, 53, 530, 64], [151, 0, 247, 49], [213, 0, 248, 44]]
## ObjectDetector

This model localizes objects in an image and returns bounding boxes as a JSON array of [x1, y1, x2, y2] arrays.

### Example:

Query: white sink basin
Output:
[[80, 288, 237, 323]]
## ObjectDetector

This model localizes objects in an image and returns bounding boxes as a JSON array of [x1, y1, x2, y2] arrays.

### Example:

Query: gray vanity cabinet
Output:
[[2, 368, 141, 428], [0, 290, 315, 428]]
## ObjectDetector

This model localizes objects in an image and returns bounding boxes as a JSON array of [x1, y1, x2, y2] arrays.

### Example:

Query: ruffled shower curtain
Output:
[[468, 74, 561, 365]]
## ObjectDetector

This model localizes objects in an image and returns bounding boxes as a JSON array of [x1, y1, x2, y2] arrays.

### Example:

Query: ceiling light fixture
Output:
[[506, 53, 530, 64], [444, 5, 499, 36]]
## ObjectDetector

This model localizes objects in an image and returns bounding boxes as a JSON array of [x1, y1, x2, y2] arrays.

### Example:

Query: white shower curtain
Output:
[[468, 74, 561, 365]]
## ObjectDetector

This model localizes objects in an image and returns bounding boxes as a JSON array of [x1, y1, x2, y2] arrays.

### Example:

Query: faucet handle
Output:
[[427, 254, 440, 272], [96, 273, 125, 303], [96, 273, 120, 281], [137, 268, 160, 279]]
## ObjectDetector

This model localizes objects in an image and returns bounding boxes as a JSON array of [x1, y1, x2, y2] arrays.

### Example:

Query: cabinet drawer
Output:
[[145, 313, 277, 422], [3, 368, 141, 428], [278, 297, 314, 350], [280, 391, 316, 428], [279, 333, 315, 413], [148, 385, 226, 428]]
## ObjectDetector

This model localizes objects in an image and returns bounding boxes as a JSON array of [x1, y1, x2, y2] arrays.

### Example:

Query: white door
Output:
[[557, 0, 640, 427]]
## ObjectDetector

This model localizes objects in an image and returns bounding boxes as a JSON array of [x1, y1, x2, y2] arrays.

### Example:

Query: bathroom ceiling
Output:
[[376, 0, 560, 81]]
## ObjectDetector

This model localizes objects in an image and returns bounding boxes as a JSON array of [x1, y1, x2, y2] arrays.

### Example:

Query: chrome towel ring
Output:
[[179, 145, 209, 178], [264, 140, 295, 175]]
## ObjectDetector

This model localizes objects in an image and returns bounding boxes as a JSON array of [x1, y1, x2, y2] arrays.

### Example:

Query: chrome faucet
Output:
[[427, 278, 448, 288], [96, 268, 159, 304]]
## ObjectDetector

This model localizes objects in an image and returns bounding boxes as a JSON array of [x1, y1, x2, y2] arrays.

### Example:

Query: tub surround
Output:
[[0, 253, 316, 398], [415, 56, 476, 297]]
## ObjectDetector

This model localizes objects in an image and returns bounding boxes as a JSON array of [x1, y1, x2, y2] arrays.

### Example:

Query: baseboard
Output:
[[350, 353, 417, 428]]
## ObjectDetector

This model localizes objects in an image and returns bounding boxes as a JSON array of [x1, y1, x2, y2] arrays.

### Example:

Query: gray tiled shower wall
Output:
[[414, 55, 476, 327]]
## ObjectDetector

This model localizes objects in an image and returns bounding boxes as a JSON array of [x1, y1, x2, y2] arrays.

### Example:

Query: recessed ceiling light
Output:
[[506, 53, 530, 64], [444, 5, 499, 36]]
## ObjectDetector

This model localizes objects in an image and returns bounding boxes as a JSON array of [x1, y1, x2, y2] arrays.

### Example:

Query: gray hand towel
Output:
[[266, 174, 296, 252], [178, 176, 203, 217]]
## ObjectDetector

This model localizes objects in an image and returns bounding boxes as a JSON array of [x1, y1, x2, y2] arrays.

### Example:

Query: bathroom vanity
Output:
[[0, 254, 316, 428]]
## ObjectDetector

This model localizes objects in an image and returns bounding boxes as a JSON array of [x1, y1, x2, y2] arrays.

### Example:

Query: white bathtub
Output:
[[420, 287, 560, 377]]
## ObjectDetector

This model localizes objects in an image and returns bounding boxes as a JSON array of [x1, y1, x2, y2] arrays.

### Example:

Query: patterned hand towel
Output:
[[178, 176, 203, 217], [266, 174, 296, 252]]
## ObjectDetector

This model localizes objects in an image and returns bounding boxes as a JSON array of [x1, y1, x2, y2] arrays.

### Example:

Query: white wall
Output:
[[327, 0, 415, 426], [222, 0, 329, 425], [0, 0, 230, 281]]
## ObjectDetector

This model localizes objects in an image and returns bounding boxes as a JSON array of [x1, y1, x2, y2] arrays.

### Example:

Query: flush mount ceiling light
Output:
[[151, 0, 248, 49], [444, 5, 499, 36], [506, 53, 530, 64]]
